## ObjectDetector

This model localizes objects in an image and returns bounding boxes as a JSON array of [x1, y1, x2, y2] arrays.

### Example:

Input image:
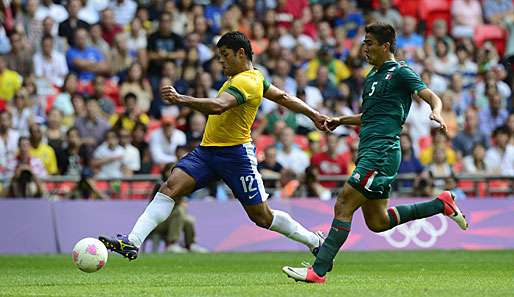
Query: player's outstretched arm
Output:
[[326, 113, 362, 131], [160, 85, 238, 115], [264, 84, 329, 131], [417, 88, 448, 134]]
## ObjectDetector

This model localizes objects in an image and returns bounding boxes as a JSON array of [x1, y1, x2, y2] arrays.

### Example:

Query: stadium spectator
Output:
[[131, 122, 152, 174], [118, 128, 140, 176], [58, 0, 90, 47], [440, 91, 458, 139], [484, 126, 514, 175], [10, 90, 33, 137], [58, 127, 90, 176], [433, 39, 458, 77], [44, 108, 65, 153], [14, 0, 42, 50], [370, 0, 402, 30], [74, 99, 111, 149], [461, 142, 489, 174], [109, 0, 137, 26], [453, 109, 490, 157], [28, 123, 58, 175], [448, 73, 473, 116], [109, 93, 149, 132], [249, 22, 269, 56], [89, 76, 115, 117], [120, 63, 153, 113], [66, 28, 109, 82], [0, 55, 22, 105], [478, 85, 509, 136], [185, 112, 206, 148], [5, 32, 34, 79], [53, 73, 78, 126], [306, 46, 350, 85], [89, 23, 111, 62], [396, 16, 423, 61], [0, 111, 20, 181], [149, 116, 187, 166], [279, 19, 316, 51], [483, 0, 514, 25], [455, 46, 478, 88], [276, 127, 310, 176], [426, 147, 454, 192], [126, 18, 147, 54], [426, 20, 455, 55], [420, 129, 457, 166], [40, 16, 67, 54], [304, 165, 331, 200], [33, 35, 68, 88], [444, 174, 467, 200], [99, 8, 122, 46], [310, 134, 348, 188], [35, 0, 68, 24], [147, 13, 186, 77], [110, 33, 136, 78], [6, 139, 45, 198], [258, 145, 284, 190], [451, 0, 483, 38], [92, 129, 126, 178], [398, 133, 424, 188], [406, 94, 433, 154]]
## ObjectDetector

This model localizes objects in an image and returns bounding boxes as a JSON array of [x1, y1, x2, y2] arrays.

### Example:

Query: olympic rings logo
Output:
[[378, 215, 448, 248]]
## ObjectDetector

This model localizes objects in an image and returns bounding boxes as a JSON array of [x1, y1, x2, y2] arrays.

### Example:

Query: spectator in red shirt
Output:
[[310, 134, 348, 188]]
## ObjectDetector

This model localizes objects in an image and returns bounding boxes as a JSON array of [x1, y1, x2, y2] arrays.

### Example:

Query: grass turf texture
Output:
[[0, 251, 512, 297]]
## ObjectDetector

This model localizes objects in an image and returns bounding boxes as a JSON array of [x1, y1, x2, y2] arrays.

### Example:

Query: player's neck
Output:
[[234, 61, 254, 75], [374, 54, 396, 69]]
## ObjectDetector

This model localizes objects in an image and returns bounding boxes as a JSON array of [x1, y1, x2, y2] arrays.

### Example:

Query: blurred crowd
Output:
[[0, 0, 513, 199]]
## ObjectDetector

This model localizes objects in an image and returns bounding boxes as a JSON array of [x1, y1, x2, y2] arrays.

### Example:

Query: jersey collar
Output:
[[377, 60, 397, 72]]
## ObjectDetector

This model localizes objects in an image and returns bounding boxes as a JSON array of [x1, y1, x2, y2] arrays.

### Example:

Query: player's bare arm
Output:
[[264, 84, 329, 132], [161, 85, 238, 115], [326, 113, 362, 131], [417, 88, 448, 134]]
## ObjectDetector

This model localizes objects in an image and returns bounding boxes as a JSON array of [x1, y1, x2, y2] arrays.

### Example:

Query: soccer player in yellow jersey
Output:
[[100, 32, 330, 261]]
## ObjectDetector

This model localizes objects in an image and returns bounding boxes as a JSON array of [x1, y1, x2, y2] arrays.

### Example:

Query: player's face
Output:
[[218, 46, 243, 76], [362, 33, 388, 66]]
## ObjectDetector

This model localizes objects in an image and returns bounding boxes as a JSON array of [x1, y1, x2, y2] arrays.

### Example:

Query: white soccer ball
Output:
[[72, 237, 108, 273]]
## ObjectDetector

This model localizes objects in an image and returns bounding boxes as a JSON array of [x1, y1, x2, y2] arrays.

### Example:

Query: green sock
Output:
[[312, 219, 351, 277], [388, 199, 445, 228]]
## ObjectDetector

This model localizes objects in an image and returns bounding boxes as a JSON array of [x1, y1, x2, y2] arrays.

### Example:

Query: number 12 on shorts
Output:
[[240, 175, 257, 193]]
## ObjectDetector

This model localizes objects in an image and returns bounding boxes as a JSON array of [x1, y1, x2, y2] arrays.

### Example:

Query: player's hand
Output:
[[326, 116, 342, 131], [430, 111, 448, 134], [160, 85, 180, 104], [312, 113, 330, 132]]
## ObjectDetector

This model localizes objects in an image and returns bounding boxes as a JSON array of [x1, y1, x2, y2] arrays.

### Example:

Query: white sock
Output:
[[128, 192, 175, 248], [269, 209, 319, 250]]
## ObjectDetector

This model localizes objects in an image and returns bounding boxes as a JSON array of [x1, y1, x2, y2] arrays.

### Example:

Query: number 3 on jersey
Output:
[[368, 81, 378, 96], [240, 175, 257, 193]]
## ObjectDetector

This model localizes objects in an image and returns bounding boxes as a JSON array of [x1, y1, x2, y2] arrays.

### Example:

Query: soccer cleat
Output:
[[310, 231, 333, 272], [310, 231, 325, 257], [436, 191, 469, 230], [282, 266, 326, 284], [98, 234, 139, 260]]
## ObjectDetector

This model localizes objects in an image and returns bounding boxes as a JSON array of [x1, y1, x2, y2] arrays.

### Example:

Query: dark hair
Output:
[[216, 31, 253, 61], [365, 23, 396, 53], [123, 92, 137, 103], [492, 126, 511, 138]]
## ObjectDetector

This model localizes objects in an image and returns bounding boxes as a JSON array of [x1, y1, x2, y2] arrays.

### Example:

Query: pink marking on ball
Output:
[[86, 244, 97, 255], [72, 251, 79, 263], [97, 260, 105, 270]]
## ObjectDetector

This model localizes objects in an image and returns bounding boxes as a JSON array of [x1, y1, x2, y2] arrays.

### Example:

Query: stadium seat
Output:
[[418, 0, 451, 36], [473, 25, 507, 57], [394, 0, 419, 18]]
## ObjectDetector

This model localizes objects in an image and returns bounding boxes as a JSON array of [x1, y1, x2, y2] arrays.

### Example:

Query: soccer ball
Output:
[[72, 238, 108, 273]]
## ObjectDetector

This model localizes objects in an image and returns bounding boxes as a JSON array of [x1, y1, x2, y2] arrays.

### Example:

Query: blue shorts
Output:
[[174, 143, 268, 205]]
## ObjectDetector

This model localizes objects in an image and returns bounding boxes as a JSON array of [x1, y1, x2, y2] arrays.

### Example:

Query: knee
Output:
[[249, 214, 273, 229], [365, 221, 389, 233], [160, 179, 181, 199]]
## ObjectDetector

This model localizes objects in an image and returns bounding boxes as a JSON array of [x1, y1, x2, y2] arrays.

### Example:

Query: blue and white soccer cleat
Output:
[[98, 234, 139, 260]]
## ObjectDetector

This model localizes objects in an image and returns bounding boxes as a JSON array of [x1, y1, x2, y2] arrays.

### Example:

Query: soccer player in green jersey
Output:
[[282, 23, 469, 284]]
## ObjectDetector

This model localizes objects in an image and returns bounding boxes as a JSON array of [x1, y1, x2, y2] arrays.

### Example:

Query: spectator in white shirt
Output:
[[406, 94, 435, 155], [109, 0, 137, 26], [118, 128, 140, 175], [36, 0, 68, 23], [33, 35, 68, 87], [92, 129, 126, 178], [485, 126, 514, 176], [149, 116, 187, 166], [0, 111, 20, 181], [276, 127, 310, 176]]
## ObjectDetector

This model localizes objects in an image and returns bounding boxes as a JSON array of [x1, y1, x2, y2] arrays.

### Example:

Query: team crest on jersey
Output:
[[353, 172, 360, 181], [385, 73, 393, 80]]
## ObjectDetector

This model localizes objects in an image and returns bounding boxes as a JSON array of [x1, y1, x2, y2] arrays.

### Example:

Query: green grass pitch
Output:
[[1, 251, 513, 296]]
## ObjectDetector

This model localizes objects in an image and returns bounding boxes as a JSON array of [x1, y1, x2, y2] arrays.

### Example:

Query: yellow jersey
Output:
[[201, 69, 270, 147]]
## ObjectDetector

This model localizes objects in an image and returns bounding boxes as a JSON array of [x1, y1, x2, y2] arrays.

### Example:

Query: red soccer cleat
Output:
[[436, 191, 469, 230], [282, 265, 326, 284]]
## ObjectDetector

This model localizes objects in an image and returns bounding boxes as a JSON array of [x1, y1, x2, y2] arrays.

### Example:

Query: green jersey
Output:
[[359, 60, 426, 153]]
